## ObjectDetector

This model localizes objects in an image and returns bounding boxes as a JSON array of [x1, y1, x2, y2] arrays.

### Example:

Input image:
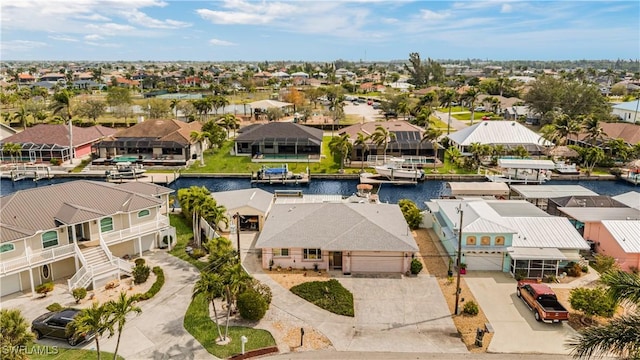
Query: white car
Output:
[[474, 106, 485, 112]]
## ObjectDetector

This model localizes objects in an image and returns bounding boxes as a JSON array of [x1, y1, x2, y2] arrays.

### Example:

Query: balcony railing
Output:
[[1, 243, 76, 276], [102, 217, 170, 245]]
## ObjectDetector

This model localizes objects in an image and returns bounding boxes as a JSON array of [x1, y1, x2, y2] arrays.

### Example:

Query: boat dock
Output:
[[0, 165, 54, 182], [104, 172, 180, 185], [250, 172, 310, 185], [359, 172, 418, 185]]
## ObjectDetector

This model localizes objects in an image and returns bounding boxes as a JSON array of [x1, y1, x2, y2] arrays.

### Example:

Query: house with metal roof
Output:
[[255, 202, 418, 274], [510, 185, 598, 210], [424, 198, 589, 278], [446, 120, 552, 155], [611, 99, 640, 123], [0, 180, 175, 297], [595, 220, 640, 272], [211, 188, 274, 232], [613, 191, 640, 210], [556, 206, 640, 245], [234, 122, 323, 161]]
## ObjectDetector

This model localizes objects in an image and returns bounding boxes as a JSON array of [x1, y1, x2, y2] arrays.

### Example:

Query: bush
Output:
[[50, 158, 61, 166], [133, 264, 151, 284], [398, 199, 423, 229], [566, 262, 582, 277], [410, 258, 423, 275], [190, 248, 206, 259], [463, 301, 479, 316], [46, 303, 63, 312], [135, 267, 165, 301], [35, 282, 54, 296], [134, 258, 146, 267], [569, 287, 617, 318], [237, 290, 268, 321], [591, 255, 618, 274], [248, 278, 273, 305], [514, 270, 527, 281], [72, 288, 87, 303], [542, 275, 557, 283]]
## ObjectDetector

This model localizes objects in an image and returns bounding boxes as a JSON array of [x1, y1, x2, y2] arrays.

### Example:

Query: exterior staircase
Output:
[[67, 245, 132, 291]]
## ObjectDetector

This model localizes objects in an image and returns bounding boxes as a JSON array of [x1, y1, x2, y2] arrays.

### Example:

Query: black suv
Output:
[[31, 309, 92, 346]]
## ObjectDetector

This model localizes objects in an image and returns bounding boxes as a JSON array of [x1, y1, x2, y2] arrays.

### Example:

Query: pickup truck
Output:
[[516, 281, 569, 323]]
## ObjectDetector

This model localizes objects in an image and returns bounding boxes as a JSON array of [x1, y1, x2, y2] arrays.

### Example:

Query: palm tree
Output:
[[330, 97, 344, 137], [192, 272, 226, 341], [220, 262, 252, 339], [469, 142, 485, 169], [583, 147, 606, 175], [170, 99, 180, 120], [463, 87, 480, 125], [200, 198, 229, 237], [439, 89, 456, 135], [582, 115, 606, 146], [13, 104, 31, 129], [445, 146, 462, 167], [370, 126, 396, 159], [328, 133, 352, 172], [0, 309, 34, 360], [605, 139, 630, 162], [217, 114, 240, 139], [70, 302, 112, 360], [107, 292, 141, 360], [190, 130, 210, 166], [354, 132, 370, 171], [2, 142, 22, 163], [50, 90, 75, 164], [397, 100, 409, 121], [568, 270, 640, 359], [177, 186, 213, 247]]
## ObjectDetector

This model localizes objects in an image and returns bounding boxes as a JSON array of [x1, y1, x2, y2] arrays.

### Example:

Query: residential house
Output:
[[210, 188, 273, 232], [0, 123, 18, 141], [92, 119, 204, 166], [17, 74, 36, 84], [234, 122, 323, 160], [593, 220, 640, 272], [256, 202, 418, 274], [547, 195, 629, 236], [1, 124, 116, 164], [39, 73, 66, 82], [0, 180, 175, 297], [612, 100, 640, 123], [613, 191, 640, 210], [572, 122, 640, 148], [503, 106, 540, 124], [555, 207, 640, 245], [446, 121, 552, 155], [425, 199, 589, 277], [510, 185, 599, 210]]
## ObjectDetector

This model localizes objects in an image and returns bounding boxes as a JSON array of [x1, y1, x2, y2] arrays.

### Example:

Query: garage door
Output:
[[465, 252, 503, 271], [351, 251, 403, 273], [0, 274, 21, 297]]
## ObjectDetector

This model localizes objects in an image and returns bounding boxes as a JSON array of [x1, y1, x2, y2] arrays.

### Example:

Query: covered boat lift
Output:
[[447, 182, 510, 198]]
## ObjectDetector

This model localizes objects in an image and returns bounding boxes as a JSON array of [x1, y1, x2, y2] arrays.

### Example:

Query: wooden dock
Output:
[[105, 172, 180, 185], [359, 172, 418, 185], [251, 172, 310, 185]]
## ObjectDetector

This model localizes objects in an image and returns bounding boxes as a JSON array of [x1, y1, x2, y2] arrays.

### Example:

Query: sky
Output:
[[1, 0, 639, 62]]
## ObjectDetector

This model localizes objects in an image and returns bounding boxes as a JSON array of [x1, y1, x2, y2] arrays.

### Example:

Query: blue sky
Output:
[[1, 1, 638, 62]]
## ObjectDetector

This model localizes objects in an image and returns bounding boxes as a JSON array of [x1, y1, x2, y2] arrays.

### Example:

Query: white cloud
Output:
[[209, 38, 235, 46], [419, 9, 450, 21], [75, 13, 111, 22], [85, 23, 136, 35], [501, 4, 513, 13], [48, 35, 79, 42], [85, 41, 121, 48], [123, 9, 191, 29], [0, 40, 48, 51], [84, 34, 104, 41]]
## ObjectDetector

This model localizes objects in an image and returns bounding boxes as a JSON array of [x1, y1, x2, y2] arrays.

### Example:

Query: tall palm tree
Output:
[[354, 132, 370, 171], [190, 130, 210, 166], [370, 126, 396, 159], [107, 292, 141, 360], [170, 99, 180, 120], [568, 270, 640, 359], [439, 89, 456, 135], [217, 114, 240, 139], [445, 146, 462, 167], [50, 90, 74, 164], [328, 133, 352, 172], [464, 87, 480, 125], [192, 272, 226, 341], [69, 302, 112, 360], [220, 262, 252, 339], [583, 147, 606, 175], [200, 198, 229, 237], [177, 186, 213, 247], [582, 115, 606, 146], [13, 104, 31, 129]]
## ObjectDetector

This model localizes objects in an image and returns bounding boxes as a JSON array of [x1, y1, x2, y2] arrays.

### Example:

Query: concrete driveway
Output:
[[465, 273, 577, 355], [337, 275, 467, 353]]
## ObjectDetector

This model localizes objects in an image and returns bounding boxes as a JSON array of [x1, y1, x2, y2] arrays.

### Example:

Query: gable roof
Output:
[[507, 217, 589, 249], [1, 124, 116, 147], [601, 220, 640, 253], [112, 119, 201, 144], [339, 120, 423, 138], [599, 122, 640, 145], [558, 207, 640, 222], [109, 182, 174, 197], [549, 196, 627, 208], [235, 122, 323, 143], [255, 203, 418, 252], [447, 121, 551, 148], [613, 191, 640, 210], [0, 180, 163, 243], [612, 100, 640, 112], [211, 188, 273, 214]]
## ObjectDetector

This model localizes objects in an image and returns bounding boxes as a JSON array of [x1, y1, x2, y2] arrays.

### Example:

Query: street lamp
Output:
[[454, 203, 464, 316]]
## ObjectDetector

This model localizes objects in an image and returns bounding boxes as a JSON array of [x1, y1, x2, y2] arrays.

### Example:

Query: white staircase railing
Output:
[[100, 235, 132, 276], [73, 241, 88, 268], [68, 266, 92, 290]]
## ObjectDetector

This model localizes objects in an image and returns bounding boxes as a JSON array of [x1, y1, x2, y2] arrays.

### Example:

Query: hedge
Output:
[[135, 266, 165, 301]]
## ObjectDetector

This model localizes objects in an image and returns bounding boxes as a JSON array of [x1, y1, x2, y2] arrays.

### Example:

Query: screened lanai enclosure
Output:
[[1, 142, 72, 163], [92, 138, 192, 166], [235, 137, 322, 159]]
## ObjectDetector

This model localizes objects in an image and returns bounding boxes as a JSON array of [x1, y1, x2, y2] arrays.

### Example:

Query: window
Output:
[[100, 217, 114, 233], [495, 236, 505, 245], [273, 248, 289, 257], [481, 236, 491, 246], [42, 231, 58, 249], [137, 209, 150, 218], [466, 236, 476, 245], [0, 243, 15, 253], [303, 248, 322, 260]]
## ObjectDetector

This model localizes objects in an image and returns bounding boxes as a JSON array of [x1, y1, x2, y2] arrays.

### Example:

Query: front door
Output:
[[332, 252, 343, 270], [75, 224, 84, 241]]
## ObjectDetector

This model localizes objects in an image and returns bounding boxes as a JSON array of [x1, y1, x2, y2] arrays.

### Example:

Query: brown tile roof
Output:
[[576, 122, 640, 145], [1, 124, 116, 146], [0, 180, 163, 242], [113, 119, 201, 145], [18, 73, 35, 80]]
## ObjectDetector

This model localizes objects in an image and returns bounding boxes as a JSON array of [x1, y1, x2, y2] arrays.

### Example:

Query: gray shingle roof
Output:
[[255, 203, 418, 252], [0, 180, 163, 242], [235, 122, 323, 143], [211, 188, 273, 214]]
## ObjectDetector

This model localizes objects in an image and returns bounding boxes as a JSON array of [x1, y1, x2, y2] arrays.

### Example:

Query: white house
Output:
[[612, 100, 640, 123], [446, 121, 552, 155]]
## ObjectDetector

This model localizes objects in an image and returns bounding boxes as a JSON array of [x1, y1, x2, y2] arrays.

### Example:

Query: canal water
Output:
[[1, 177, 637, 209]]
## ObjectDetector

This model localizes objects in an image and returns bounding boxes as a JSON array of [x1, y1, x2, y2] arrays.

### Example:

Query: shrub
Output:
[[46, 303, 63, 312], [237, 290, 268, 321], [514, 271, 527, 281], [569, 287, 617, 318], [542, 275, 557, 283], [133, 264, 151, 284], [50, 158, 61, 166], [135, 267, 164, 301], [591, 255, 618, 274], [190, 248, 206, 259], [410, 258, 423, 275], [566, 262, 582, 277], [247, 278, 273, 305], [72, 288, 87, 303], [463, 301, 479, 316], [581, 265, 589, 273], [35, 282, 54, 296], [134, 258, 146, 267], [398, 199, 423, 229]]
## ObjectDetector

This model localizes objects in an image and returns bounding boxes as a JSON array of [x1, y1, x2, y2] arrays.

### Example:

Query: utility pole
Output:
[[454, 203, 464, 316]]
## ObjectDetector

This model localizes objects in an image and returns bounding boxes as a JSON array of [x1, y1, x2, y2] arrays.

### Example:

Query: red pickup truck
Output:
[[516, 281, 569, 323]]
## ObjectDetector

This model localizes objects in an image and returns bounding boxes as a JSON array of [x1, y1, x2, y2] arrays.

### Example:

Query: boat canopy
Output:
[[447, 182, 510, 196], [498, 158, 555, 169]]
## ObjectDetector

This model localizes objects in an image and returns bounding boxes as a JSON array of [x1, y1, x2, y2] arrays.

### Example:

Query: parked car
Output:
[[31, 308, 93, 346], [516, 281, 569, 323], [474, 106, 485, 111]]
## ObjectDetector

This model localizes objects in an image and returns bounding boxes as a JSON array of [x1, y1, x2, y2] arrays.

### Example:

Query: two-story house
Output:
[[425, 199, 589, 279], [0, 180, 175, 297]]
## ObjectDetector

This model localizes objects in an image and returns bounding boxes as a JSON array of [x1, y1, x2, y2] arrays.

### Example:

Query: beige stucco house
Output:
[[0, 180, 175, 297]]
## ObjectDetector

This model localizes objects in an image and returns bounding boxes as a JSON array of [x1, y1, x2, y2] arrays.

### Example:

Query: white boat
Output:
[[106, 162, 146, 179], [553, 161, 580, 175], [373, 158, 425, 180], [484, 158, 554, 184]]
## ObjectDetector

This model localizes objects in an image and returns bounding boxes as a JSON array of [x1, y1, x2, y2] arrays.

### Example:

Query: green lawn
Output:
[[451, 112, 496, 121], [436, 106, 466, 113], [290, 279, 354, 317], [168, 214, 208, 271], [28, 343, 123, 360], [184, 293, 276, 358]]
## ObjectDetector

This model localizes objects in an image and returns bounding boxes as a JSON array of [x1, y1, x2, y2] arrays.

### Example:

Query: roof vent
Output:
[[484, 122, 488, 126], [511, 122, 516, 126]]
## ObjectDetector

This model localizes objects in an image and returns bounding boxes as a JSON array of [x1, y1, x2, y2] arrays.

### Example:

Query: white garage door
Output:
[[465, 253, 503, 271], [351, 251, 403, 273], [0, 274, 21, 297]]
